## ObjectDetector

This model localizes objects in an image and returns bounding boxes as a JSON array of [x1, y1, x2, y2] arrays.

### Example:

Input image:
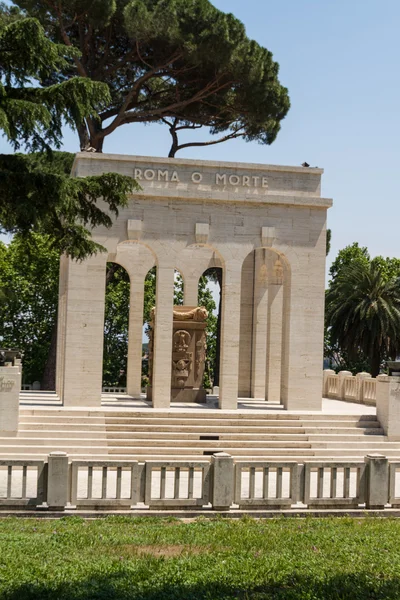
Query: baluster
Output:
[[7, 465, 12, 499], [330, 467, 337, 498], [188, 467, 194, 499], [249, 467, 256, 499], [87, 466, 93, 499], [263, 467, 269, 498], [22, 466, 27, 499], [160, 467, 166, 499], [102, 466, 107, 499], [116, 467, 122, 499], [344, 467, 350, 498], [174, 467, 180, 499], [317, 468, 324, 498], [276, 467, 283, 499]]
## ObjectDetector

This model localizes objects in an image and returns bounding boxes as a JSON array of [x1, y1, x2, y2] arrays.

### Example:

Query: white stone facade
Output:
[[56, 153, 332, 410]]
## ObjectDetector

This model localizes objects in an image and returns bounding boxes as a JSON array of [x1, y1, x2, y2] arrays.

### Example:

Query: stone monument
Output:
[[56, 153, 332, 410], [147, 306, 208, 403]]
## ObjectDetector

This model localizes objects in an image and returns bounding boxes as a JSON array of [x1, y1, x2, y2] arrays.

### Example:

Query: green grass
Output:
[[0, 516, 400, 599]]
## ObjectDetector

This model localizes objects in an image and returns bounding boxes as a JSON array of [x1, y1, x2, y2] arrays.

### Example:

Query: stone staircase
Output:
[[1, 407, 400, 461]]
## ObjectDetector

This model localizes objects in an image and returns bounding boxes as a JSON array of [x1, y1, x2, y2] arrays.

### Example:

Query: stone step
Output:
[[19, 409, 378, 421], [16, 423, 383, 436], [106, 440, 313, 449]]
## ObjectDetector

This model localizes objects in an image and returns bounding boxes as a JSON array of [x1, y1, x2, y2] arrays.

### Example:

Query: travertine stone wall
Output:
[[57, 153, 332, 410]]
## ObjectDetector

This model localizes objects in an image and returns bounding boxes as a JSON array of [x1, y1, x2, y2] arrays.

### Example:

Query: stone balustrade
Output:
[[0, 452, 396, 513], [323, 370, 377, 405]]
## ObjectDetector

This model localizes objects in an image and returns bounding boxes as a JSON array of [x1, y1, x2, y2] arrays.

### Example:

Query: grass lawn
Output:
[[0, 516, 400, 599]]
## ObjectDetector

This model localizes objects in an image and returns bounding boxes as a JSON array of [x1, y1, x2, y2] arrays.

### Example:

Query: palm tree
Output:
[[326, 262, 400, 377]]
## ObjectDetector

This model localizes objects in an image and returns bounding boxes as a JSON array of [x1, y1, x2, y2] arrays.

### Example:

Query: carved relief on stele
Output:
[[147, 306, 208, 403]]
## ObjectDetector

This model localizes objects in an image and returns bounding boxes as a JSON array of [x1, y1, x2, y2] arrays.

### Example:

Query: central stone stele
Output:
[[147, 306, 208, 403]]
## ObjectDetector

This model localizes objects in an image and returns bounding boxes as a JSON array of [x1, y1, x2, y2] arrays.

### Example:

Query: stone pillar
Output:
[[211, 452, 234, 510], [57, 253, 108, 407], [251, 250, 269, 399], [126, 276, 145, 398], [238, 253, 254, 397], [151, 266, 174, 408], [47, 452, 69, 510], [323, 369, 335, 397], [184, 276, 199, 306], [281, 261, 325, 411], [356, 372, 372, 403], [364, 454, 389, 509], [219, 264, 242, 410], [338, 370, 352, 401], [56, 254, 68, 397], [266, 280, 284, 403], [376, 375, 400, 440], [0, 366, 21, 436]]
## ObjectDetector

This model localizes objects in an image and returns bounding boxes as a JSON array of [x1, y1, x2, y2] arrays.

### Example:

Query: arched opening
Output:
[[239, 248, 289, 403], [201, 267, 222, 392], [102, 262, 130, 391], [142, 265, 156, 394]]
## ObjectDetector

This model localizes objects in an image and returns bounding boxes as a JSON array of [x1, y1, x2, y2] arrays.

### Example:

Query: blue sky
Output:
[[1, 0, 399, 271]]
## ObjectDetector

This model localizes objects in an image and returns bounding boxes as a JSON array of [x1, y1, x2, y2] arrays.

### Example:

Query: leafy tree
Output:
[[10, 0, 290, 154], [329, 243, 370, 282], [0, 234, 60, 384], [0, 14, 136, 257], [326, 261, 400, 377]]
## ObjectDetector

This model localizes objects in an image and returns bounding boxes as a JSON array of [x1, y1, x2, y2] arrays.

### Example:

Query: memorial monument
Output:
[[55, 153, 332, 411]]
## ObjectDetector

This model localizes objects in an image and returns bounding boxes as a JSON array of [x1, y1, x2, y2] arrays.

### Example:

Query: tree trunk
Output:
[[41, 319, 58, 390], [370, 350, 381, 378], [168, 123, 179, 157], [77, 121, 90, 150]]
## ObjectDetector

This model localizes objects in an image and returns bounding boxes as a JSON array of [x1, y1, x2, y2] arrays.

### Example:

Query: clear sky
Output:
[[1, 0, 399, 270]]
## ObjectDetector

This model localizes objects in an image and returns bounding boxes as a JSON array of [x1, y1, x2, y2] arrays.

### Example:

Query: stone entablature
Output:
[[72, 153, 331, 206]]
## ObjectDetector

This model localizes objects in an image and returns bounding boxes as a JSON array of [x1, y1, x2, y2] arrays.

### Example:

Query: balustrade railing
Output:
[[0, 453, 394, 513], [323, 370, 377, 405]]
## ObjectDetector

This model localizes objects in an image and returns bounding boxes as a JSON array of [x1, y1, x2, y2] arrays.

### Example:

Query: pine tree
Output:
[[10, 0, 290, 154]]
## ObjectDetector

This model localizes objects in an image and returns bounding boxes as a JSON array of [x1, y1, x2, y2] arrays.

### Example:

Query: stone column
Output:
[[238, 253, 254, 397], [251, 250, 269, 399], [184, 276, 199, 306], [58, 253, 108, 407], [126, 276, 145, 398], [151, 266, 175, 408], [55, 254, 68, 397], [219, 263, 242, 410], [266, 280, 284, 403], [0, 366, 21, 436]]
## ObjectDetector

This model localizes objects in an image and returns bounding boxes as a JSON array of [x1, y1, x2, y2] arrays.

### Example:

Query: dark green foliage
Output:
[[0, 234, 59, 383], [10, 0, 290, 154], [2, 517, 400, 599], [0, 15, 137, 258], [0, 151, 138, 259], [326, 257, 400, 377], [0, 16, 110, 150]]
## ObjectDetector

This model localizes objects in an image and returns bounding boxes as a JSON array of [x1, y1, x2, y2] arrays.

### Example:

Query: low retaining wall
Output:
[[0, 452, 396, 513]]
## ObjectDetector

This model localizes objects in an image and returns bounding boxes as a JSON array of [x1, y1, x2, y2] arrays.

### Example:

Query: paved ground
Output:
[[19, 391, 376, 416]]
